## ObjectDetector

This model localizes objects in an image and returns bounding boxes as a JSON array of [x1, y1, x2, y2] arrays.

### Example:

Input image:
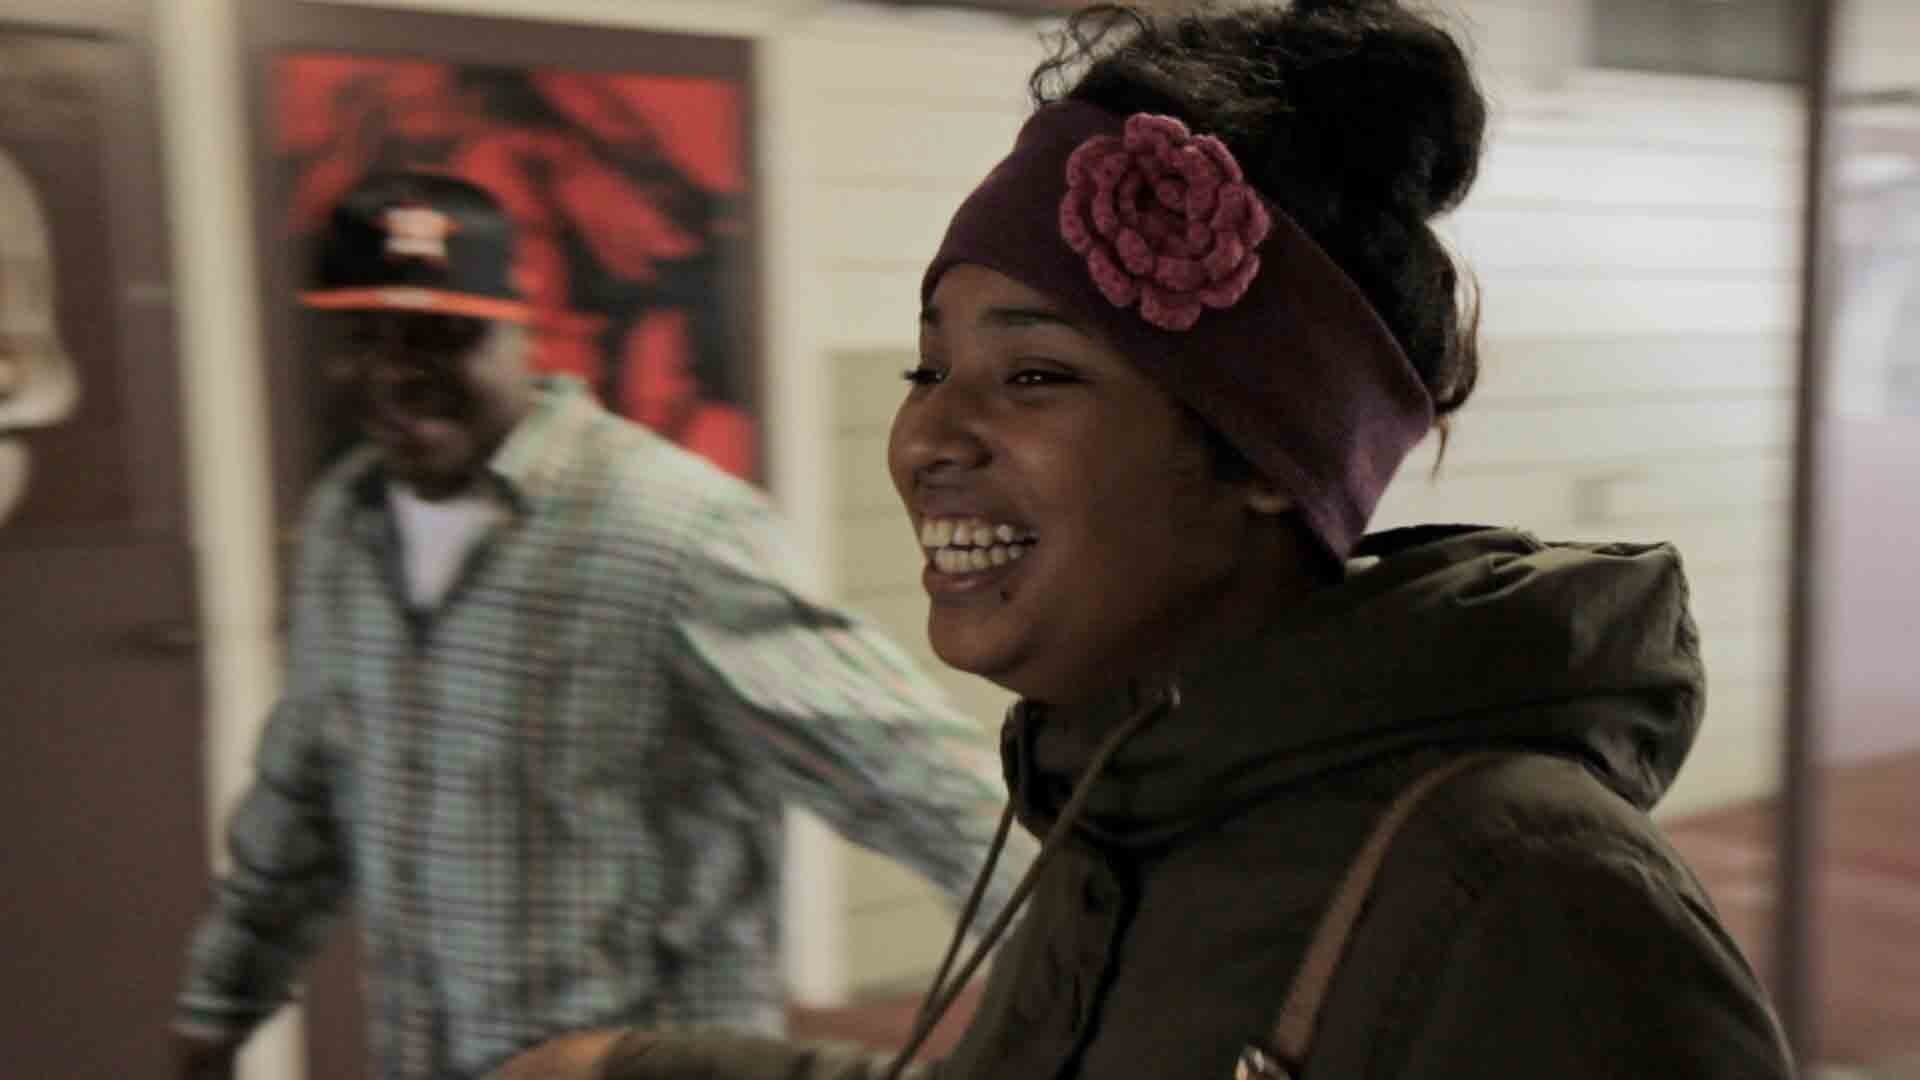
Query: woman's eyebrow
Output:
[[978, 305, 1086, 334], [919, 301, 1090, 338]]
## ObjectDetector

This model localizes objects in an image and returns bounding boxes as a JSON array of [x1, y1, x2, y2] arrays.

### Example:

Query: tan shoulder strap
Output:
[[1234, 753, 1507, 1080]]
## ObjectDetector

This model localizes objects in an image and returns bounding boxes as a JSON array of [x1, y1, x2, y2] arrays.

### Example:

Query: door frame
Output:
[[1778, 0, 1839, 1065]]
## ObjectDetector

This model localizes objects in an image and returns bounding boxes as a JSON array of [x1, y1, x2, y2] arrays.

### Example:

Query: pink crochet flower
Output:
[[1058, 113, 1272, 332]]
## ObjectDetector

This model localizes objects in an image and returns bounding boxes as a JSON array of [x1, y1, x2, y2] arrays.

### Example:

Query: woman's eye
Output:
[[901, 365, 945, 386], [1010, 368, 1078, 387]]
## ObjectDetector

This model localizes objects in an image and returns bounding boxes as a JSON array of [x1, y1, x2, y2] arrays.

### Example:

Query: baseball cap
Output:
[[300, 170, 531, 322]]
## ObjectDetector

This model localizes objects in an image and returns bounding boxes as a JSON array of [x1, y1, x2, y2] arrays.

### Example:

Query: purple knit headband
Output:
[[922, 101, 1434, 564]]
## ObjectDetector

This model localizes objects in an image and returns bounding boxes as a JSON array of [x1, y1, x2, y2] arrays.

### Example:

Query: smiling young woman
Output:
[[491, 2, 1796, 1078], [894, 264, 1314, 707]]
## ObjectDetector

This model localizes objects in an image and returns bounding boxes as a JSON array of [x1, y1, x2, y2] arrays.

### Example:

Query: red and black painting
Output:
[[275, 53, 758, 480]]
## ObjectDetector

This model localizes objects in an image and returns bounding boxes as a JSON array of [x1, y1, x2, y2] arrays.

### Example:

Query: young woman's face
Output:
[[890, 264, 1280, 705]]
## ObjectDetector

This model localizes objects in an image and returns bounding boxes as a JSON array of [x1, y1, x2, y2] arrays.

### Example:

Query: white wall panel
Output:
[[811, 103, 1024, 186], [1453, 207, 1798, 272], [1477, 275, 1799, 338], [1474, 140, 1797, 211], [1374, 453, 1792, 527], [817, 185, 972, 269], [1417, 396, 1792, 468], [1474, 336, 1796, 402]]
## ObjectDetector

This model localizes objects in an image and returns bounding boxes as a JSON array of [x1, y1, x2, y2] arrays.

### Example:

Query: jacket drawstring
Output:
[[880, 683, 1181, 1079]]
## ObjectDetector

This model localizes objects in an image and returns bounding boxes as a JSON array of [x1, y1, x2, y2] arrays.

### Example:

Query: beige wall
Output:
[[157, 1, 297, 1076], [1838, 0, 1920, 94], [158, 0, 1813, 1065]]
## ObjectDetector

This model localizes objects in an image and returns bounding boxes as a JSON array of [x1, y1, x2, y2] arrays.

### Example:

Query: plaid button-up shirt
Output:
[[177, 377, 1021, 1078]]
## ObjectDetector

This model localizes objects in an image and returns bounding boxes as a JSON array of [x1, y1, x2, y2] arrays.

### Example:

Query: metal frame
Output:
[[1778, 0, 1839, 1065]]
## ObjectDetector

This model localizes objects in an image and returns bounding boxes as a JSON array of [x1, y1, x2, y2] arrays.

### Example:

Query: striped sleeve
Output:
[[666, 488, 1030, 928], [174, 693, 353, 1038], [175, 488, 356, 1041]]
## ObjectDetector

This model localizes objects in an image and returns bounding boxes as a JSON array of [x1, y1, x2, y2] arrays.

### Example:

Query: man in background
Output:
[[172, 170, 1022, 1080]]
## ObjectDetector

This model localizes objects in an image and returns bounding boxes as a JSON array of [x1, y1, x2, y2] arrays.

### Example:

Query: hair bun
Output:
[[1263, 0, 1486, 219]]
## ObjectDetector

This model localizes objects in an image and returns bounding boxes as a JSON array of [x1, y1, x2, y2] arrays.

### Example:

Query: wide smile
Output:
[[918, 516, 1038, 595]]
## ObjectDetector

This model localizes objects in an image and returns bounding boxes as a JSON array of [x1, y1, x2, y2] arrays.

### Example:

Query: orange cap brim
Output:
[[299, 287, 531, 322]]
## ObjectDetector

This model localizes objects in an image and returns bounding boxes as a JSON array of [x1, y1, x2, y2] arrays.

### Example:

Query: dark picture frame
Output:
[[242, 3, 762, 537], [0, 4, 210, 1076]]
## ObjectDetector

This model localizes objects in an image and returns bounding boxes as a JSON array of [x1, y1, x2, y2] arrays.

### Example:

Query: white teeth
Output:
[[918, 517, 1038, 575], [918, 517, 1034, 549], [926, 542, 1028, 575]]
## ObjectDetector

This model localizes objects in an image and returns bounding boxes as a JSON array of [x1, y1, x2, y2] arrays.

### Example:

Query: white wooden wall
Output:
[[1383, 69, 1804, 821], [1837, 0, 1920, 95]]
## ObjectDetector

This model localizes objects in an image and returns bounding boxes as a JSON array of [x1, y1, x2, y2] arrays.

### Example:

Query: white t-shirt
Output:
[[387, 482, 509, 610]]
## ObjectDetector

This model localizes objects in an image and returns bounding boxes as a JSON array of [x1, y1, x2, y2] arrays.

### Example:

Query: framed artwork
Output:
[[0, 20, 181, 539], [248, 4, 760, 531]]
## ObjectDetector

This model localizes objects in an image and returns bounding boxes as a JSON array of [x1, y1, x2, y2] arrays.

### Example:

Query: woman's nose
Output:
[[889, 377, 992, 480]]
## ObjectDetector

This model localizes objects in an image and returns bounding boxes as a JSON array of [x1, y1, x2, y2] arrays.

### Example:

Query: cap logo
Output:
[[382, 204, 457, 263]]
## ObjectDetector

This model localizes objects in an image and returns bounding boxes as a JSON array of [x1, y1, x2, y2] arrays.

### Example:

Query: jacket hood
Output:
[[1003, 526, 1706, 849]]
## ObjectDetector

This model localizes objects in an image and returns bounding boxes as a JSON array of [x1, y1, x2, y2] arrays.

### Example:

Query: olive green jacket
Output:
[[596, 527, 1795, 1080]]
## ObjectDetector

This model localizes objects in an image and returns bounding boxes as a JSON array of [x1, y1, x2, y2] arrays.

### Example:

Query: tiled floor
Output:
[[789, 981, 981, 1062], [1664, 749, 1920, 1074], [791, 750, 1920, 1074]]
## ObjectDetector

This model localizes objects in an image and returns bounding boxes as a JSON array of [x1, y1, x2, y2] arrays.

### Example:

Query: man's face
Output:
[[316, 309, 533, 498]]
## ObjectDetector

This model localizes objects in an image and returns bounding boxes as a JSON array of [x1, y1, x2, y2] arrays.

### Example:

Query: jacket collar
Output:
[[1001, 526, 1705, 850]]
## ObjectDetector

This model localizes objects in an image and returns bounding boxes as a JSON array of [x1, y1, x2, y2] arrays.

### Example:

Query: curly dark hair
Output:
[[1031, 0, 1487, 432]]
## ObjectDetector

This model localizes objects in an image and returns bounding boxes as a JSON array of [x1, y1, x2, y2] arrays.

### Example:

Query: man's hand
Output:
[[489, 1028, 630, 1080], [170, 1031, 240, 1080]]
